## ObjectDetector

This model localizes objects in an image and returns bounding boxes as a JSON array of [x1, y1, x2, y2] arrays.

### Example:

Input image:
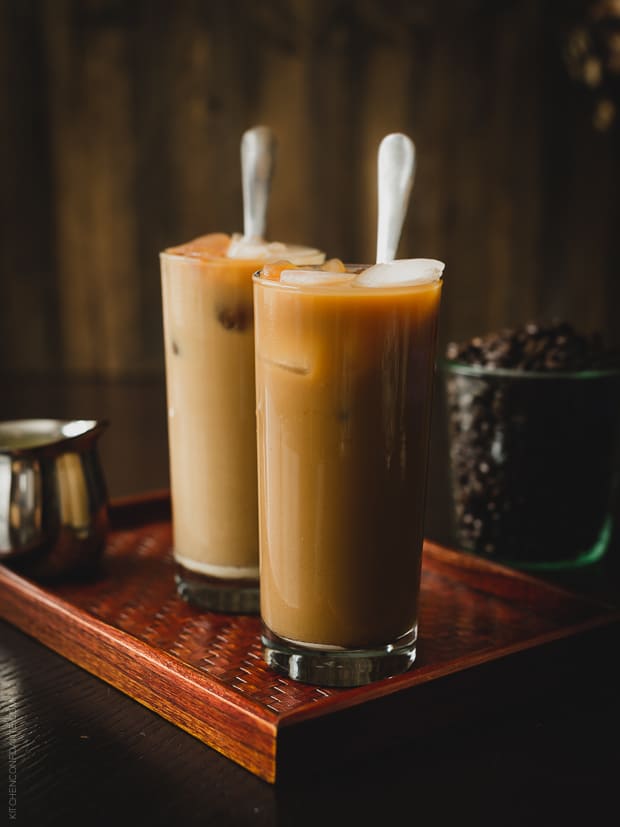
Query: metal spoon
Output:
[[376, 133, 416, 264], [241, 125, 277, 241]]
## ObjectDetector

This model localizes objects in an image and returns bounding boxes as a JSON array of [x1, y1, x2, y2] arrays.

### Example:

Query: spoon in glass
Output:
[[241, 125, 278, 241], [375, 132, 416, 264]]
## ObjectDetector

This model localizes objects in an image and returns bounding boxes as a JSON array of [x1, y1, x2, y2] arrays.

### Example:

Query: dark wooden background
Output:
[[1, 0, 619, 378]]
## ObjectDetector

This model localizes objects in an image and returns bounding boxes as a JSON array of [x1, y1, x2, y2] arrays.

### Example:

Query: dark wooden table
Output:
[[1, 376, 619, 826]]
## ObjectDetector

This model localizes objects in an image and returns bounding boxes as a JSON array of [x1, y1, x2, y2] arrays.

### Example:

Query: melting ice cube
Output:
[[280, 269, 354, 286], [321, 258, 347, 273], [227, 234, 283, 259], [170, 233, 230, 257], [353, 258, 445, 287], [227, 233, 324, 265], [262, 357, 310, 376]]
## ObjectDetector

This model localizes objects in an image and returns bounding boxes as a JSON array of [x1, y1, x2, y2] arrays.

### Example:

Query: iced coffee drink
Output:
[[253, 258, 443, 684], [160, 233, 324, 611]]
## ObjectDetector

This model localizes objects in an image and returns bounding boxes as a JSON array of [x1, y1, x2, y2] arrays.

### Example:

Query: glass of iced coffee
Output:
[[253, 257, 444, 685], [160, 234, 324, 612]]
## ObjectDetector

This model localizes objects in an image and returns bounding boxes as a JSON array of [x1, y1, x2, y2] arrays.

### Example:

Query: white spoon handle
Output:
[[376, 133, 416, 264], [241, 126, 277, 241]]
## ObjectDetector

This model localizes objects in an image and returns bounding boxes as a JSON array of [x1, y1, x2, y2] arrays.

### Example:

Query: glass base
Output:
[[261, 624, 417, 687], [175, 564, 259, 614], [507, 515, 613, 572], [460, 514, 614, 573]]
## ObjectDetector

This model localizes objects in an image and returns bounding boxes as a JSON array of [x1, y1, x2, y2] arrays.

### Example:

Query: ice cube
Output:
[[169, 233, 230, 258], [261, 260, 294, 281], [321, 258, 346, 273], [262, 357, 310, 376], [215, 304, 252, 332], [280, 269, 354, 286], [227, 234, 282, 259], [227, 234, 325, 265], [284, 245, 326, 266], [353, 258, 445, 287]]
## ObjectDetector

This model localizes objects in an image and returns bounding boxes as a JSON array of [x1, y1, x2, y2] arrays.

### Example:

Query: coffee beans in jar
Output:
[[443, 321, 620, 569]]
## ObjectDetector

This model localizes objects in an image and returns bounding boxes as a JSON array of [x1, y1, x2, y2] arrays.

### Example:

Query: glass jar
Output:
[[441, 361, 620, 570]]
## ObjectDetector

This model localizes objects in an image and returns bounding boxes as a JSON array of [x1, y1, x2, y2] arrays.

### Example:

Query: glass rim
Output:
[[159, 246, 326, 267], [0, 418, 108, 455], [440, 358, 620, 381], [252, 264, 444, 293], [159, 250, 266, 265]]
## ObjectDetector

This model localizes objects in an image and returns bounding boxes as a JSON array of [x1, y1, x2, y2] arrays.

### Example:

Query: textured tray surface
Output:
[[1, 491, 616, 782]]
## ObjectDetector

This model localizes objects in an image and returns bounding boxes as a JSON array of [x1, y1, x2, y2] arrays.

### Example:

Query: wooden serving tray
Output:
[[1, 491, 617, 783]]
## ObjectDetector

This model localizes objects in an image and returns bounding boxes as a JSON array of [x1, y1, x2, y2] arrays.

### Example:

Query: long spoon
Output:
[[241, 125, 277, 241], [375, 133, 416, 264]]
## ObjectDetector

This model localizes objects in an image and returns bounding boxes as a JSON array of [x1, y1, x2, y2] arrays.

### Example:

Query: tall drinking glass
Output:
[[160, 234, 323, 612], [253, 262, 443, 685]]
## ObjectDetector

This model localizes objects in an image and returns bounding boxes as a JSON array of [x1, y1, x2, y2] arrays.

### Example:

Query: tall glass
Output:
[[160, 236, 323, 612], [253, 265, 443, 685]]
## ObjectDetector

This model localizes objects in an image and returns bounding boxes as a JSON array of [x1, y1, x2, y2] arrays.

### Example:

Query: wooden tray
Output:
[[1, 491, 617, 783]]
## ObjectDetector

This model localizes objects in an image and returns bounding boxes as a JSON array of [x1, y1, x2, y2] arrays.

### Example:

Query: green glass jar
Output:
[[441, 362, 620, 571]]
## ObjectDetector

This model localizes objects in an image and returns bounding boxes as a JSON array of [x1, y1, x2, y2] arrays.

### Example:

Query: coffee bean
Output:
[[446, 320, 620, 372]]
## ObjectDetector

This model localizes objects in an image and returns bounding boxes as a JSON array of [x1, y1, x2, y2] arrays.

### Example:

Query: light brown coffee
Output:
[[160, 234, 323, 586], [254, 266, 442, 648]]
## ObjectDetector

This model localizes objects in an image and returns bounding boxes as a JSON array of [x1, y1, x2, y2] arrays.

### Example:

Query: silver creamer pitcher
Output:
[[0, 419, 109, 579]]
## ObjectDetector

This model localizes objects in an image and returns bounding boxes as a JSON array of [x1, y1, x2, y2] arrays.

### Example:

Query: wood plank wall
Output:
[[1, 0, 618, 377]]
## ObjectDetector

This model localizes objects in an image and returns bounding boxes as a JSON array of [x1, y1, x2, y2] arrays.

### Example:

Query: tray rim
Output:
[[0, 559, 278, 778], [0, 560, 279, 725]]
